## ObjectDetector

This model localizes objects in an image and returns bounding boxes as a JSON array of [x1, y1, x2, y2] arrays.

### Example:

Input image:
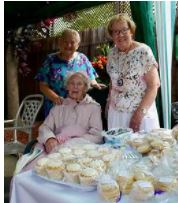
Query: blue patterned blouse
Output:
[[35, 52, 97, 117]]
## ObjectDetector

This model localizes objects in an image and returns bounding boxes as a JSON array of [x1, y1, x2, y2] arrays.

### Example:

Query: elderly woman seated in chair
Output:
[[19, 72, 103, 172], [39, 71, 103, 154]]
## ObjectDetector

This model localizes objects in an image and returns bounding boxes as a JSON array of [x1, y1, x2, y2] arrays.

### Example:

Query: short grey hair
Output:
[[57, 29, 81, 43], [65, 72, 90, 92]]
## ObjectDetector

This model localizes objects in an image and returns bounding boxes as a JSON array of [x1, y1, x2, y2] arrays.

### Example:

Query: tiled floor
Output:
[[4, 155, 18, 203]]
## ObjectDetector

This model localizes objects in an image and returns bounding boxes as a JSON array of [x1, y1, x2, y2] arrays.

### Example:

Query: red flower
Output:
[[90, 43, 110, 85], [91, 55, 107, 70]]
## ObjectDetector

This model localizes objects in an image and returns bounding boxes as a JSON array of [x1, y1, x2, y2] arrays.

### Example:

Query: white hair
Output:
[[65, 71, 90, 91], [58, 29, 81, 43]]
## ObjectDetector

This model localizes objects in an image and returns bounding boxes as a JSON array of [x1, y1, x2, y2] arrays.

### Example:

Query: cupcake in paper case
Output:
[[61, 154, 76, 163], [47, 153, 61, 160], [97, 146, 110, 155], [98, 175, 120, 203], [137, 143, 152, 154], [102, 154, 116, 170], [89, 160, 106, 173], [155, 177, 178, 192], [116, 171, 134, 194], [34, 157, 49, 176], [79, 167, 98, 186], [132, 165, 156, 185], [64, 163, 82, 184], [87, 150, 102, 159], [58, 147, 72, 156], [73, 149, 86, 157], [45, 159, 65, 180], [82, 144, 97, 151], [77, 157, 92, 167], [130, 180, 154, 201]]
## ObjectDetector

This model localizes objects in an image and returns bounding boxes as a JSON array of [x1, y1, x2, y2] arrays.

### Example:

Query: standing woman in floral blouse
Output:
[[35, 29, 102, 117], [106, 14, 160, 132]]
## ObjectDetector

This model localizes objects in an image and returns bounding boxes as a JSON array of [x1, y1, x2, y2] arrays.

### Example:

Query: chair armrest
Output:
[[4, 126, 33, 131], [4, 119, 15, 124]]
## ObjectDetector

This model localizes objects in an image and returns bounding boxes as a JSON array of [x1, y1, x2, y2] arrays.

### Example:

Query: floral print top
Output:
[[106, 43, 158, 113], [35, 52, 97, 117]]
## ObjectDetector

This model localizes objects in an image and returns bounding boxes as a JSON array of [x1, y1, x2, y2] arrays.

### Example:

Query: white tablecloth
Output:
[[10, 170, 107, 203], [11, 170, 175, 203]]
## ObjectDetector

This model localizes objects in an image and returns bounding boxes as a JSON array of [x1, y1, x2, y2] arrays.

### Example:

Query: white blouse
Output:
[[107, 43, 158, 113]]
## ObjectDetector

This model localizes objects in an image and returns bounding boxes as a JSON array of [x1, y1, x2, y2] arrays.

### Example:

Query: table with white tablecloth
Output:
[[10, 168, 178, 203], [10, 170, 108, 203]]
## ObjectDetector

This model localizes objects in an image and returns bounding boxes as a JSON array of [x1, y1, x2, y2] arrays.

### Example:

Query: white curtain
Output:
[[154, 1, 176, 128]]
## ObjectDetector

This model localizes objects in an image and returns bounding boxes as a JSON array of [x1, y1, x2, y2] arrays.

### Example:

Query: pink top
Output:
[[38, 94, 103, 144]]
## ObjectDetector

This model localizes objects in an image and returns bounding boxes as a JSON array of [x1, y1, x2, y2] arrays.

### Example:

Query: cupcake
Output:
[[78, 157, 92, 167], [58, 147, 72, 156], [131, 138, 145, 148], [34, 157, 49, 176], [47, 153, 61, 160], [130, 180, 154, 201], [137, 144, 151, 154], [87, 150, 101, 159], [89, 160, 106, 173], [79, 167, 98, 186], [133, 169, 155, 185], [62, 154, 76, 163], [82, 144, 97, 151], [150, 139, 165, 150], [116, 172, 134, 194], [156, 177, 178, 192], [73, 149, 85, 157], [45, 159, 64, 180], [97, 146, 110, 154], [102, 154, 115, 170], [98, 177, 120, 202], [64, 163, 82, 183]]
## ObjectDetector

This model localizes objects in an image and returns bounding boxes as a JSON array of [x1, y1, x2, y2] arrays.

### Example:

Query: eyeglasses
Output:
[[112, 28, 130, 36]]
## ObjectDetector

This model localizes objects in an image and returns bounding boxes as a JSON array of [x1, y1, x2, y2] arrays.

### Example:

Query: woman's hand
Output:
[[91, 83, 107, 90], [57, 136, 69, 144], [45, 138, 58, 153], [53, 96, 64, 105], [90, 79, 107, 90], [98, 83, 107, 89], [39, 82, 64, 105], [129, 109, 144, 132]]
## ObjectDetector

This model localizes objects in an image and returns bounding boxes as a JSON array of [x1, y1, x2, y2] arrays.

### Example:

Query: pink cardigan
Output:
[[38, 94, 103, 144]]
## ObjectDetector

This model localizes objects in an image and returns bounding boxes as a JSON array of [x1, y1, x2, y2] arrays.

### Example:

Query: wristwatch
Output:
[[140, 107, 147, 115]]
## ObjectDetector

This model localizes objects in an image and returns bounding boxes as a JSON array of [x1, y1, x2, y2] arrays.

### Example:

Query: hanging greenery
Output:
[[6, 18, 55, 76]]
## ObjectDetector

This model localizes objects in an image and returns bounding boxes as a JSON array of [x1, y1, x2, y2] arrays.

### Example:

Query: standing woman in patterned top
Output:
[[35, 29, 104, 117], [106, 14, 160, 132]]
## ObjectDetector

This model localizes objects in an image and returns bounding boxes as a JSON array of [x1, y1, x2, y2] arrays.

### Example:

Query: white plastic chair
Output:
[[4, 94, 44, 155]]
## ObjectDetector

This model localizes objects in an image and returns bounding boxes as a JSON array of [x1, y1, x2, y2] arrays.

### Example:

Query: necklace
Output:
[[117, 52, 130, 87], [117, 42, 134, 87]]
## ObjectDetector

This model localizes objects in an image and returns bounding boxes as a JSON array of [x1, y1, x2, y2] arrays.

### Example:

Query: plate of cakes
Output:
[[33, 159, 98, 191], [33, 152, 101, 191], [33, 144, 120, 191]]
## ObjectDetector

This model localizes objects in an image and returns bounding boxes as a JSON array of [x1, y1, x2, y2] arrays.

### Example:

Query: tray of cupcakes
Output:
[[33, 143, 121, 192]]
